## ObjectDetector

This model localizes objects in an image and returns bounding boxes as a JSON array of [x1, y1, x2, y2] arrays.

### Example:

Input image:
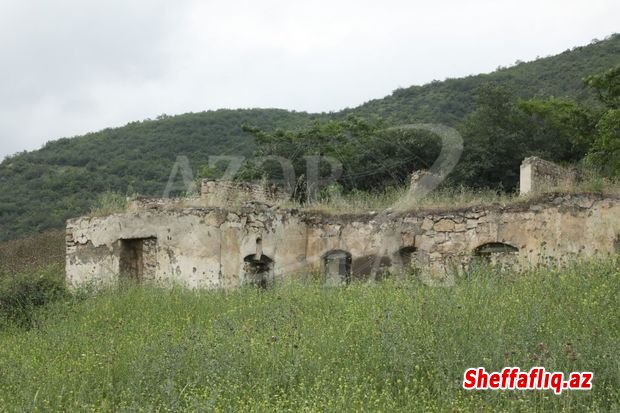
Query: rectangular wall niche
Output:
[[323, 250, 352, 285], [119, 237, 158, 282]]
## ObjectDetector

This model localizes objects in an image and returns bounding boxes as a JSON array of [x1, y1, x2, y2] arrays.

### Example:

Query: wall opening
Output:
[[397, 246, 418, 267], [474, 242, 518, 257], [473, 242, 518, 269], [352, 255, 392, 281], [119, 237, 158, 282], [243, 254, 274, 288], [323, 250, 352, 284]]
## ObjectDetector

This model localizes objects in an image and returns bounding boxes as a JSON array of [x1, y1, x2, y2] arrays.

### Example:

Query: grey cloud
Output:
[[0, 0, 619, 160], [0, 0, 185, 106]]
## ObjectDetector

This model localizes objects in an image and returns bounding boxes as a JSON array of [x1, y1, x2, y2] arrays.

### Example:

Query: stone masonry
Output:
[[66, 192, 620, 289], [66, 160, 620, 289]]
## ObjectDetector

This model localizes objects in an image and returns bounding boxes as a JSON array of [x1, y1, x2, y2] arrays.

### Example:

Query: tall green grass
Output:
[[292, 178, 620, 215], [0, 259, 618, 412], [89, 191, 127, 217]]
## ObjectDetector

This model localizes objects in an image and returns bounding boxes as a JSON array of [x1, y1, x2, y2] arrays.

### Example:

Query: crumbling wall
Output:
[[66, 194, 620, 289], [408, 170, 442, 198], [201, 179, 287, 207], [127, 197, 205, 211], [125, 179, 289, 214], [520, 157, 577, 195], [66, 206, 309, 289]]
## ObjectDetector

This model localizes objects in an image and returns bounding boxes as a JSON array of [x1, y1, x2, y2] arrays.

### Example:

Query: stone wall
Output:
[[520, 156, 577, 195], [66, 193, 620, 289], [127, 196, 205, 211], [125, 179, 288, 213], [201, 179, 287, 207]]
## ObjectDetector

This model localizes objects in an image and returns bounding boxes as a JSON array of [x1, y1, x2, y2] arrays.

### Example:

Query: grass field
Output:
[[0, 259, 618, 412]]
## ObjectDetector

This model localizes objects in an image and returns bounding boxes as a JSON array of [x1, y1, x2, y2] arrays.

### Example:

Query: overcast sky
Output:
[[0, 0, 618, 160]]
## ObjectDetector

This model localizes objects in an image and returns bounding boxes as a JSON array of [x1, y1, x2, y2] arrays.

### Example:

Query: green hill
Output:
[[1, 34, 619, 241], [343, 34, 620, 124], [0, 110, 315, 240]]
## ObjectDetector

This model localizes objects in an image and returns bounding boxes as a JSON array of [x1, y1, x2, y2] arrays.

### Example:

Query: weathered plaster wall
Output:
[[66, 193, 620, 289]]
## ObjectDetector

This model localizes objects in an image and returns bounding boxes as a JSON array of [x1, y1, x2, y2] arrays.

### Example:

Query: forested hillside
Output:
[[344, 34, 620, 124], [1, 34, 619, 241], [0, 110, 314, 240]]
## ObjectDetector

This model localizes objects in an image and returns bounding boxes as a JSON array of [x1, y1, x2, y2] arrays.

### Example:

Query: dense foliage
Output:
[[584, 65, 620, 176], [239, 117, 442, 200], [447, 86, 598, 189], [0, 259, 617, 411], [244, 70, 618, 193], [0, 34, 619, 240]]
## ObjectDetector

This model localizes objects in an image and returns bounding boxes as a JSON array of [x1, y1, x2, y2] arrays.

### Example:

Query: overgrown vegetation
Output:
[[1, 35, 619, 241], [244, 61, 620, 194], [294, 177, 620, 215], [89, 191, 128, 217], [0, 259, 617, 411], [0, 230, 65, 275], [238, 117, 442, 200], [584, 65, 620, 176], [0, 265, 67, 329]]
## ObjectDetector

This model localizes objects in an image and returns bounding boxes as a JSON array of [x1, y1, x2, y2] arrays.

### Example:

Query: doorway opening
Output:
[[119, 237, 158, 282]]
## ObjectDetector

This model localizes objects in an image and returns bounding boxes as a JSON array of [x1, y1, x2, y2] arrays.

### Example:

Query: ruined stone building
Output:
[[66, 159, 620, 289]]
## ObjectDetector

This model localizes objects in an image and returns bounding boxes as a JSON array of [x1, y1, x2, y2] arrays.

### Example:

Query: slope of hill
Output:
[[0, 34, 619, 241], [344, 34, 620, 124], [0, 109, 315, 240]]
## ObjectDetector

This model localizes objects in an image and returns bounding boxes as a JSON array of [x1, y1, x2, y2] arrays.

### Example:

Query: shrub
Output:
[[0, 265, 68, 329]]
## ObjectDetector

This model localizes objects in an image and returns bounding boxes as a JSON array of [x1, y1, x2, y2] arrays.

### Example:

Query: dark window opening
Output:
[[243, 254, 274, 288], [397, 246, 418, 267], [119, 237, 157, 282], [474, 242, 518, 257], [473, 242, 518, 269]]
